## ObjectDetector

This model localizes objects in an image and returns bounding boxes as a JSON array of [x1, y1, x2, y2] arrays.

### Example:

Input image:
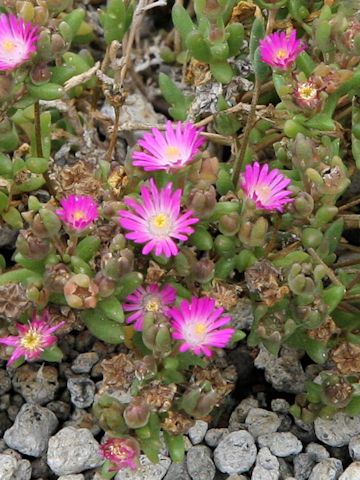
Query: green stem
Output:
[[232, 78, 261, 186], [34, 101, 43, 158]]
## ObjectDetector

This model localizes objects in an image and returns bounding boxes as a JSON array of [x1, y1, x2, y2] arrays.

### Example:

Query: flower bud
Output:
[[17, 1, 35, 21], [30, 62, 51, 85], [50, 33, 67, 55], [94, 271, 116, 298], [193, 390, 218, 417], [44, 263, 71, 293], [249, 217, 268, 247], [188, 186, 217, 218], [110, 233, 126, 252], [102, 249, 134, 280], [214, 235, 236, 258], [34, 5, 49, 25], [16, 230, 50, 260], [198, 156, 219, 184], [219, 212, 240, 236], [291, 192, 314, 217], [191, 258, 214, 283], [64, 274, 99, 309], [123, 397, 150, 429]]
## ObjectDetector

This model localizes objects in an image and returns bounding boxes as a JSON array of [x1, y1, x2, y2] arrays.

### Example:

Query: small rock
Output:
[[251, 447, 279, 480], [58, 476, 85, 480], [71, 352, 99, 374], [314, 414, 360, 447], [115, 454, 171, 480], [291, 420, 316, 444], [0, 453, 31, 480], [205, 429, 229, 448], [0, 370, 11, 395], [214, 431, 257, 474], [226, 476, 248, 480], [293, 453, 314, 480], [229, 397, 259, 431], [230, 298, 254, 330], [254, 348, 305, 394], [12, 364, 59, 405], [64, 408, 100, 436], [4, 404, 58, 457], [0, 224, 18, 248], [47, 427, 103, 475], [349, 436, 360, 460], [278, 457, 293, 479], [31, 457, 51, 479], [0, 411, 11, 436], [67, 376, 96, 408], [187, 445, 215, 480], [188, 421, 208, 445], [163, 461, 191, 480], [46, 400, 71, 421], [245, 408, 281, 439], [308, 458, 343, 480], [339, 462, 360, 479], [306, 442, 330, 462], [258, 432, 302, 457], [271, 399, 290, 414]]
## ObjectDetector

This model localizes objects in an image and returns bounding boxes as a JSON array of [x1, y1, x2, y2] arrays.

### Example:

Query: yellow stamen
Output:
[[276, 48, 287, 59], [74, 210, 85, 221], [165, 146, 181, 158], [298, 84, 317, 100], [2, 40, 16, 52], [20, 329, 42, 351], [153, 213, 168, 229], [194, 323, 206, 335], [146, 300, 160, 312]]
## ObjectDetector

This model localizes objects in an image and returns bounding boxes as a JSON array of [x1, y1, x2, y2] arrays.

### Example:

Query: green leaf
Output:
[[163, 432, 185, 463], [345, 396, 360, 415], [81, 310, 124, 344], [41, 345, 63, 362], [249, 17, 265, 62], [98, 297, 124, 323], [322, 285, 345, 313], [273, 251, 310, 268], [304, 337, 327, 365]]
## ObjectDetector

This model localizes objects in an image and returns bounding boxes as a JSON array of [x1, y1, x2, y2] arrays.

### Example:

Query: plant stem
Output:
[[232, 78, 261, 186], [34, 101, 43, 158], [105, 105, 121, 163], [307, 248, 343, 287]]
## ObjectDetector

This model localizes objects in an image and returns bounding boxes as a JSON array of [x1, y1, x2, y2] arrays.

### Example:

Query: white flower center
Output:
[[20, 329, 42, 351], [183, 321, 208, 346], [298, 83, 317, 100], [254, 184, 272, 204], [276, 48, 288, 59], [148, 213, 172, 238], [165, 145, 182, 162], [1, 38, 27, 64], [144, 296, 161, 312]]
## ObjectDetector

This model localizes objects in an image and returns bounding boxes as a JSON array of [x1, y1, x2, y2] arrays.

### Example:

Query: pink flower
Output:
[[118, 179, 198, 257], [0, 310, 64, 366], [240, 162, 293, 212], [259, 30, 305, 70], [169, 297, 235, 357], [133, 121, 205, 171], [56, 195, 98, 231], [0, 14, 39, 71], [123, 283, 177, 330], [100, 437, 140, 471]]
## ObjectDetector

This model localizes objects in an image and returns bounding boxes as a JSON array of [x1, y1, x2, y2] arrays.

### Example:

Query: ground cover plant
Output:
[[1, 0, 360, 476]]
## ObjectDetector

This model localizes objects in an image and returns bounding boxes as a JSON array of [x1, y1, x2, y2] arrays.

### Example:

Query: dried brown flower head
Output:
[[245, 260, 289, 307], [331, 342, 360, 375], [139, 381, 177, 412], [0, 283, 32, 320], [100, 353, 136, 394], [202, 280, 242, 311], [308, 316, 339, 343], [161, 410, 195, 435], [51, 161, 103, 200], [192, 366, 234, 400]]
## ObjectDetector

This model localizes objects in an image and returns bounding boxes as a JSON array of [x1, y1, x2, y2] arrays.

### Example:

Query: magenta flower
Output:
[[118, 179, 198, 257], [0, 14, 39, 71], [56, 195, 98, 231], [259, 30, 305, 70], [123, 283, 177, 330], [0, 310, 64, 366], [133, 121, 205, 171], [100, 437, 140, 471], [240, 162, 293, 212], [169, 297, 235, 357]]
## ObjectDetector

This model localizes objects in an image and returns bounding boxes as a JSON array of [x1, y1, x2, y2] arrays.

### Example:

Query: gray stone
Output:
[[245, 408, 281, 439], [0, 224, 18, 248], [251, 447, 279, 480], [257, 432, 302, 457], [46, 400, 71, 421], [349, 436, 360, 460], [58, 476, 85, 480], [306, 442, 330, 462], [4, 404, 58, 457], [47, 427, 103, 475], [214, 431, 257, 474], [278, 457, 293, 479], [12, 364, 59, 405], [293, 453, 314, 480], [188, 420, 208, 445], [229, 397, 259, 431], [71, 352, 99, 374], [205, 429, 229, 448], [226, 476, 248, 480], [187, 445, 215, 480], [0, 453, 31, 480], [67, 376, 96, 408], [163, 461, 191, 480], [339, 462, 360, 479], [314, 414, 360, 447], [114, 454, 171, 480], [229, 298, 254, 330], [0, 370, 11, 395], [64, 408, 100, 436], [254, 348, 305, 394], [271, 399, 290, 414], [308, 458, 343, 480]]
